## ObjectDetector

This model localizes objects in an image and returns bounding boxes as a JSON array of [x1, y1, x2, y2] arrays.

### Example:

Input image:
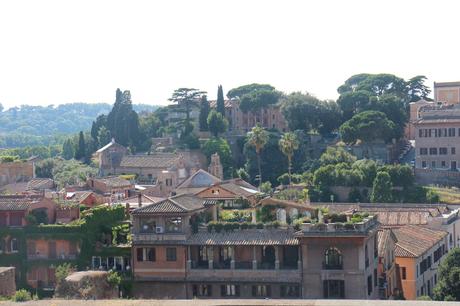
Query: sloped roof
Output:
[[132, 194, 213, 215], [176, 169, 221, 189], [27, 178, 54, 190], [209, 99, 238, 109], [93, 176, 132, 188], [0, 197, 36, 211], [119, 154, 179, 168], [377, 229, 397, 257], [188, 229, 298, 246], [394, 225, 447, 258]]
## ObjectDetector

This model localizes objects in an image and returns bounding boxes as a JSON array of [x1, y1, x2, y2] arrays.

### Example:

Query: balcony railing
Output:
[[298, 215, 379, 236], [322, 262, 343, 270], [234, 261, 252, 270], [213, 260, 231, 269], [257, 261, 276, 270]]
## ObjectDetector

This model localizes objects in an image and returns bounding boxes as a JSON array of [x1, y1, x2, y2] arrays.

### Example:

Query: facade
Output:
[[393, 225, 448, 300], [209, 99, 288, 134], [194, 179, 259, 207], [0, 195, 58, 227], [95, 139, 129, 176], [414, 104, 460, 186], [131, 195, 382, 300], [0, 159, 35, 186], [434, 81, 460, 104], [377, 229, 398, 299], [87, 176, 134, 199]]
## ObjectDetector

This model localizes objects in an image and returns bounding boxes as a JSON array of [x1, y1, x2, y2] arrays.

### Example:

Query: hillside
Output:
[[0, 103, 159, 148]]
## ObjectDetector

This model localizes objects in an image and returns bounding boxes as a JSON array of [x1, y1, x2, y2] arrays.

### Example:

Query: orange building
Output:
[[394, 225, 448, 300]]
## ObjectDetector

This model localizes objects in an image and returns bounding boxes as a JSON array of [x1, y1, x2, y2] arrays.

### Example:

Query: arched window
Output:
[[324, 247, 343, 270]]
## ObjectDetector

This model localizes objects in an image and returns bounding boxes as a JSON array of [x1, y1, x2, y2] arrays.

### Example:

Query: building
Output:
[[296, 216, 380, 300], [130, 195, 382, 300], [0, 158, 36, 186], [393, 225, 448, 300], [377, 229, 398, 299], [95, 139, 129, 176], [209, 99, 288, 134], [434, 81, 460, 105], [194, 179, 260, 207], [414, 104, 460, 186], [0, 195, 58, 227], [0, 267, 16, 297], [87, 176, 134, 199]]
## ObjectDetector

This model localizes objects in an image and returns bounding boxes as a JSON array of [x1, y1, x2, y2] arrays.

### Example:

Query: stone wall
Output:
[[0, 267, 16, 297], [415, 168, 460, 187]]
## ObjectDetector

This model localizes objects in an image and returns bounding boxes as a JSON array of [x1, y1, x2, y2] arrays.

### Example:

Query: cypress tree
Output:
[[75, 131, 86, 161], [199, 95, 210, 131], [62, 139, 74, 160], [217, 85, 225, 115]]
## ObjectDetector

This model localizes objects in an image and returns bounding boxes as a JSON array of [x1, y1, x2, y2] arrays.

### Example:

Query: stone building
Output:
[[0, 267, 16, 297], [434, 81, 460, 104], [130, 195, 382, 300], [0, 158, 36, 186], [414, 104, 460, 186]]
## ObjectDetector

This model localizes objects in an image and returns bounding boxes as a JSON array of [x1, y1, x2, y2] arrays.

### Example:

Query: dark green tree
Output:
[[202, 137, 233, 178], [90, 114, 108, 146], [280, 92, 322, 132], [61, 139, 74, 160], [199, 95, 210, 131], [74, 131, 86, 161], [207, 110, 228, 137], [216, 85, 225, 115], [434, 248, 460, 301], [370, 171, 393, 203], [339, 111, 396, 145], [407, 75, 432, 102], [169, 88, 206, 136]]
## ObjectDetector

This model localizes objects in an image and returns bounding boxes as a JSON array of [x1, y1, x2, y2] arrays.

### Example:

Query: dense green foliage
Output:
[[202, 137, 233, 178], [216, 85, 225, 115], [198, 95, 210, 131], [228, 84, 281, 114], [207, 110, 228, 137], [370, 171, 393, 203], [340, 111, 396, 144], [35, 158, 98, 188], [434, 248, 460, 301]]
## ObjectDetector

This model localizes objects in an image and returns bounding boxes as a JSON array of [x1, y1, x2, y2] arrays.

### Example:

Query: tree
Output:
[[370, 171, 393, 203], [319, 146, 357, 166], [202, 137, 233, 178], [407, 75, 432, 102], [279, 132, 299, 185], [339, 111, 396, 146], [337, 90, 372, 121], [434, 248, 460, 301], [169, 88, 206, 136], [207, 110, 228, 137], [74, 131, 86, 161], [35, 158, 55, 178], [90, 114, 107, 146], [216, 85, 225, 115], [61, 139, 74, 160], [97, 126, 111, 148], [227, 83, 275, 99], [199, 95, 210, 131], [247, 124, 269, 187], [280, 92, 322, 132]]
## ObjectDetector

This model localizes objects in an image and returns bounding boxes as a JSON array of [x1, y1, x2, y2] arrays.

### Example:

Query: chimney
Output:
[[138, 193, 142, 208]]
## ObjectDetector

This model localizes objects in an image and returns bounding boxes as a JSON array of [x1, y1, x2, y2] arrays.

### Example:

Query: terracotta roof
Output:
[[393, 225, 447, 258], [0, 197, 35, 211], [377, 229, 397, 257], [176, 169, 221, 189], [119, 154, 179, 168], [188, 229, 298, 246], [132, 194, 214, 214], [27, 178, 54, 190], [209, 99, 238, 109], [93, 177, 132, 188]]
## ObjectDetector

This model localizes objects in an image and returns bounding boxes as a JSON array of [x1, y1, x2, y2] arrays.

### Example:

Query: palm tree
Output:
[[248, 124, 269, 188], [279, 132, 299, 185]]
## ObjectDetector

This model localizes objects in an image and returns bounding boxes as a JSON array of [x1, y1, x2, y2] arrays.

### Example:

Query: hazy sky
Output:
[[1, 0, 459, 108]]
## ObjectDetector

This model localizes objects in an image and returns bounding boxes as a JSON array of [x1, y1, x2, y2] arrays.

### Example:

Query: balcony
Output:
[[132, 233, 186, 243], [297, 215, 379, 237]]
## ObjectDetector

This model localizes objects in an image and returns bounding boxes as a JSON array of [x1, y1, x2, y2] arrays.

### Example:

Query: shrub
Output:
[[329, 213, 347, 223], [344, 222, 355, 230], [256, 222, 264, 229], [11, 290, 32, 302], [214, 222, 224, 233], [107, 270, 122, 288], [314, 222, 327, 231]]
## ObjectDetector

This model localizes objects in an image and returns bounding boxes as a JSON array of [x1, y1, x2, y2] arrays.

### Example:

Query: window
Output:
[[137, 248, 155, 261], [367, 275, 373, 295], [440, 147, 448, 155], [401, 267, 406, 280], [449, 128, 456, 137], [431, 161, 436, 168], [9, 213, 22, 226], [365, 245, 369, 268], [166, 247, 177, 261], [452, 147, 456, 155], [442, 161, 446, 167], [422, 161, 427, 168], [165, 217, 182, 233], [193, 284, 212, 297], [323, 280, 344, 299], [324, 247, 343, 270], [281, 285, 300, 298], [374, 235, 378, 259], [11, 238, 18, 252], [419, 148, 428, 155], [429, 148, 438, 155], [252, 285, 270, 297], [419, 129, 423, 138], [140, 218, 156, 233], [374, 268, 378, 287], [220, 284, 239, 297]]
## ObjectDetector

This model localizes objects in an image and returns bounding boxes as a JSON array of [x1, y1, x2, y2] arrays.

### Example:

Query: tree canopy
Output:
[[339, 111, 396, 144], [207, 110, 228, 137]]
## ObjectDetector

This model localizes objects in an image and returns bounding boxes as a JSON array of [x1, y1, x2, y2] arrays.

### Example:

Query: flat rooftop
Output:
[[0, 300, 447, 306]]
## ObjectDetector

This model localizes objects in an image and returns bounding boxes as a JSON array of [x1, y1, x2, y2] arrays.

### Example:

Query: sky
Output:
[[1, 0, 460, 108]]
